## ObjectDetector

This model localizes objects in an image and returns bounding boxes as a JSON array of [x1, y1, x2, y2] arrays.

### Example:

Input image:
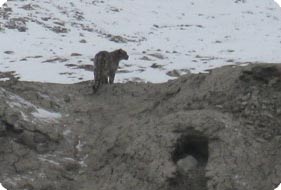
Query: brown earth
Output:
[[0, 64, 280, 190]]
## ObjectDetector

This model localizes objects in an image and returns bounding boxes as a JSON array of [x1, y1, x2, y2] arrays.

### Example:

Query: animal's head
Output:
[[118, 49, 129, 60]]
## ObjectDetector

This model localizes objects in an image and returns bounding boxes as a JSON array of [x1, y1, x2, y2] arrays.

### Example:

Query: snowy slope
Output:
[[0, 183, 6, 190], [0, 1, 6, 7], [1, 0, 281, 83], [275, 0, 281, 6]]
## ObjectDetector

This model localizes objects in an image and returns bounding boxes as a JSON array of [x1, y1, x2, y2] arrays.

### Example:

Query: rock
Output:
[[176, 155, 198, 173], [71, 53, 82, 57], [42, 57, 68, 63], [109, 35, 128, 43], [166, 69, 181, 77], [148, 53, 166, 59], [139, 56, 152, 61], [0, 64, 280, 190], [76, 64, 94, 72], [0, 71, 17, 80], [79, 39, 87, 43], [150, 63, 163, 69], [4, 18, 28, 32], [3, 51, 14, 54], [51, 26, 68, 33], [20, 4, 36, 11]]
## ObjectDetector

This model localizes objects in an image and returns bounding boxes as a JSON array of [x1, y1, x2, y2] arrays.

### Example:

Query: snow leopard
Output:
[[92, 49, 129, 92]]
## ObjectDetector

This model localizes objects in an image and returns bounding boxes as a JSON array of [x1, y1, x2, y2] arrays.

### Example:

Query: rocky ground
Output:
[[0, 64, 280, 190]]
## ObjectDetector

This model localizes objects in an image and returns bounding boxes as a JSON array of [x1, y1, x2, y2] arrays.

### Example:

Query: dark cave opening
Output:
[[172, 134, 209, 166], [169, 134, 209, 190]]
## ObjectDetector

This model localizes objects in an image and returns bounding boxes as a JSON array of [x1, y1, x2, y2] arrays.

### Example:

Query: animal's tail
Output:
[[92, 51, 107, 93]]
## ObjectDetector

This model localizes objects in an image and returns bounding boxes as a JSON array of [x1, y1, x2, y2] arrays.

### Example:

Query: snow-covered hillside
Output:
[[1, 0, 281, 83], [0, 1, 6, 7], [0, 183, 6, 190]]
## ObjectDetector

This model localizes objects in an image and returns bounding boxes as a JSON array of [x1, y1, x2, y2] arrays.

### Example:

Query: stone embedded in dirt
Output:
[[65, 63, 93, 72], [79, 39, 87, 43], [110, 7, 121, 12], [227, 49, 235, 53], [130, 77, 144, 82], [74, 11, 85, 21], [150, 63, 163, 69], [176, 155, 198, 173], [27, 55, 43, 59], [226, 59, 235, 62], [179, 69, 191, 75], [166, 69, 181, 77], [42, 57, 68, 63], [4, 18, 28, 32], [21, 4, 36, 11], [65, 64, 77, 67], [41, 17, 51, 21], [71, 53, 82, 57], [52, 26, 68, 33], [0, 71, 17, 80], [53, 21, 65, 26], [59, 72, 74, 76], [81, 25, 93, 32], [116, 69, 131, 74], [3, 51, 14, 54], [3, 7, 12, 12], [148, 53, 166, 59], [139, 56, 152, 61], [109, 35, 128, 43], [76, 64, 94, 72]]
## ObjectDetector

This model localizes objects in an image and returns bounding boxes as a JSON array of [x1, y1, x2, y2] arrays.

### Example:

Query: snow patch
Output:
[[275, 0, 281, 6], [276, 183, 281, 190], [0, 88, 61, 122], [75, 139, 83, 152], [0, 183, 7, 190], [63, 129, 72, 136], [38, 156, 60, 166], [8, 94, 34, 109], [0, 88, 33, 109], [79, 154, 89, 168], [0, 0, 6, 7], [0, 78, 9, 81], [32, 108, 61, 120]]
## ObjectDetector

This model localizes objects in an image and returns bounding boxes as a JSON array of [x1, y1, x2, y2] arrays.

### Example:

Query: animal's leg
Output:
[[102, 75, 108, 84], [93, 79, 100, 92], [93, 69, 101, 92], [109, 72, 115, 84]]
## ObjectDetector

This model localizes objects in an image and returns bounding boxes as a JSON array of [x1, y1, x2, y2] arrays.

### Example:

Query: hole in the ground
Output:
[[169, 134, 209, 190], [172, 134, 209, 165]]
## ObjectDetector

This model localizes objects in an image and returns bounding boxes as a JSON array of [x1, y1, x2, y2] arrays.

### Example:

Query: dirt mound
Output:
[[0, 64, 280, 190]]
